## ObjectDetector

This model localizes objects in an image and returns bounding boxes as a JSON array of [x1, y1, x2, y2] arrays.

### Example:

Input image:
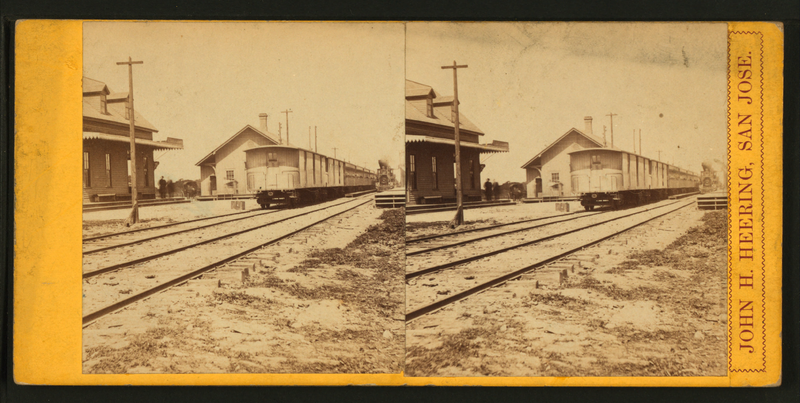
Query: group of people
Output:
[[484, 178, 501, 201], [158, 176, 175, 199], [484, 179, 523, 202]]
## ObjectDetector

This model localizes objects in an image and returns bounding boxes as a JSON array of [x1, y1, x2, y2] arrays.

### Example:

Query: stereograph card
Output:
[[13, 20, 783, 386]]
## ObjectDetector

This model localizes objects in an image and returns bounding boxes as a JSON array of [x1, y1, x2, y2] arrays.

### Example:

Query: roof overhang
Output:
[[406, 135, 509, 154], [83, 132, 183, 151]]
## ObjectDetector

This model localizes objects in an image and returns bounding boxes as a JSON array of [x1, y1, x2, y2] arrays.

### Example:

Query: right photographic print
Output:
[[404, 22, 730, 377]]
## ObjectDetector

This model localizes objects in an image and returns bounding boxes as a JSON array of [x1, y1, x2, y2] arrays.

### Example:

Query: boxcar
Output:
[[244, 145, 376, 208], [568, 148, 699, 210]]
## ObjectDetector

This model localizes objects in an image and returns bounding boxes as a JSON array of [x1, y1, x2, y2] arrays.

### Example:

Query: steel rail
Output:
[[83, 209, 281, 255], [406, 199, 695, 321], [406, 210, 591, 244], [82, 198, 373, 326], [83, 196, 370, 279], [82, 206, 264, 242], [406, 212, 604, 257], [405, 199, 686, 280]]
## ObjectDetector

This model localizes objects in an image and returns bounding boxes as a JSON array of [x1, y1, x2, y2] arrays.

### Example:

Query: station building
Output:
[[196, 114, 281, 197], [405, 80, 509, 205], [520, 116, 613, 199], [82, 77, 183, 203]]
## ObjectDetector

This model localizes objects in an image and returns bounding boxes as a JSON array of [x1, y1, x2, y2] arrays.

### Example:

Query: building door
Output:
[[210, 175, 217, 196]]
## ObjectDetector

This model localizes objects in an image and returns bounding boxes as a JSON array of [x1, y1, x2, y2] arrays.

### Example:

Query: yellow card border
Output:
[[13, 20, 783, 386]]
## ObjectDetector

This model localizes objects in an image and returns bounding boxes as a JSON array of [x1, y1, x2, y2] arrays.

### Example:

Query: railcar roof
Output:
[[568, 148, 699, 176], [245, 145, 375, 173]]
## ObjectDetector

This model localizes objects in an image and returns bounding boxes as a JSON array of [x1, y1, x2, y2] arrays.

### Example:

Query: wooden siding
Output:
[[535, 131, 599, 197], [83, 139, 156, 199], [406, 142, 482, 204], [198, 127, 276, 196]]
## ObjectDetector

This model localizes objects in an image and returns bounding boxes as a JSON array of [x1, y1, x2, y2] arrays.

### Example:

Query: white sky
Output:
[[84, 22, 728, 184], [84, 22, 406, 181], [406, 22, 728, 183]]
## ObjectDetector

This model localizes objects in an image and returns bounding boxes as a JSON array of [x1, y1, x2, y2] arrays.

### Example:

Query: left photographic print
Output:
[[80, 21, 406, 374]]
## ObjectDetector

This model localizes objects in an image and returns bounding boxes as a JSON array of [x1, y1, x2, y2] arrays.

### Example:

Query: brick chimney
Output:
[[584, 116, 593, 135], [259, 113, 268, 133]]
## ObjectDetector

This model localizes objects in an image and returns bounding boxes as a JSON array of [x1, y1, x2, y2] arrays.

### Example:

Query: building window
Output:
[[469, 159, 475, 189], [105, 153, 112, 187], [83, 151, 91, 188], [226, 170, 234, 181], [551, 172, 559, 182], [100, 95, 109, 115], [431, 156, 438, 190], [408, 155, 416, 190], [143, 156, 149, 186], [426, 97, 434, 117], [268, 152, 278, 167], [591, 154, 600, 164]]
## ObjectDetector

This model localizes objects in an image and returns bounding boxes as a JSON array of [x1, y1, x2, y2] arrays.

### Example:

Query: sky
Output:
[[84, 22, 405, 181], [406, 22, 729, 183]]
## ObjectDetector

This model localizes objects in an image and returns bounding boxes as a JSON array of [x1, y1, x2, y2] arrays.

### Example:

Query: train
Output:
[[699, 161, 721, 193], [244, 145, 377, 208], [568, 148, 700, 210], [376, 159, 397, 191]]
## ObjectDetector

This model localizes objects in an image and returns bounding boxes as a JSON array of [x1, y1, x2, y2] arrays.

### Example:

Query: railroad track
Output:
[[83, 208, 280, 255], [83, 206, 264, 243], [405, 197, 696, 321], [82, 197, 367, 278], [406, 210, 604, 257], [82, 195, 373, 326]]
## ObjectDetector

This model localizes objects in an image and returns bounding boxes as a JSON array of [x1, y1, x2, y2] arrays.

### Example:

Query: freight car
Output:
[[568, 148, 699, 210], [244, 145, 376, 208]]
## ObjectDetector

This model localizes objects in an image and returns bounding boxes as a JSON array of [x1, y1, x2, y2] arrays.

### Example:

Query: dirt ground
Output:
[[405, 206, 727, 377], [82, 206, 405, 374]]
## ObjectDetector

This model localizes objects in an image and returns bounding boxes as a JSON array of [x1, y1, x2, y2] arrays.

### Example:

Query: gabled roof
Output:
[[83, 77, 159, 132], [521, 127, 614, 169], [195, 125, 280, 166], [83, 77, 110, 95], [405, 79, 435, 98], [405, 80, 484, 135]]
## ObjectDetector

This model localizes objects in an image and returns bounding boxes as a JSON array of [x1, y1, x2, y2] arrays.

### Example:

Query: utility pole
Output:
[[315, 126, 318, 153], [633, 129, 637, 153], [278, 122, 283, 144], [281, 109, 292, 145], [658, 149, 662, 161], [333, 147, 338, 158], [117, 57, 144, 225], [606, 112, 617, 148], [639, 129, 642, 156], [308, 126, 312, 150], [442, 60, 468, 228]]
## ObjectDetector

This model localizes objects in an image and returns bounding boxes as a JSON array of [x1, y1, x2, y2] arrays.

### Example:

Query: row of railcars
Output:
[[244, 145, 376, 208], [568, 148, 699, 210]]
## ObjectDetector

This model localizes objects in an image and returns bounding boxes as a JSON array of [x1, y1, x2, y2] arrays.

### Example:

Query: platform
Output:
[[374, 189, 406, 208]]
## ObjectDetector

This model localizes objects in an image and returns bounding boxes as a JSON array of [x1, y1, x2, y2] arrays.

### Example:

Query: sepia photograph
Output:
[[80, 21, 406, 374], [403, 22, 729, 377]]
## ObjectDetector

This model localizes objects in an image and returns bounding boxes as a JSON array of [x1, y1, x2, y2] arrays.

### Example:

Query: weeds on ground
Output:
[[405, 326, 499, 376]]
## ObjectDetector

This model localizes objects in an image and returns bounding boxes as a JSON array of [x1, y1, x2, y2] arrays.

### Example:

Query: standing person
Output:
[[493, 180, 500, 201], [167, 180, 174, 199], [484, 178, 493, 201], [158, 176, 167, 199]]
